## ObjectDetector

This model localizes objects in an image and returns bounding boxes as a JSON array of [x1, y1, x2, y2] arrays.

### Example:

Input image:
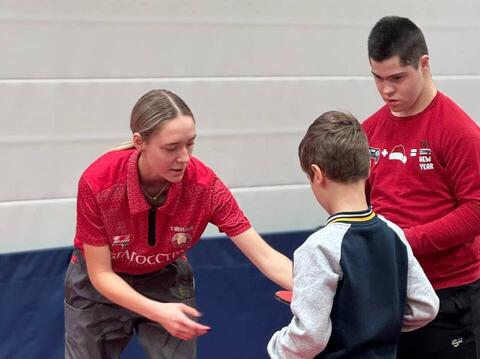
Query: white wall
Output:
[[1, 1, 479, 253]]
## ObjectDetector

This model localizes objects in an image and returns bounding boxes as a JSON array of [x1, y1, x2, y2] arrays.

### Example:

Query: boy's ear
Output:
[[132, 132, 145, 151], [310, 164, 324, 184]]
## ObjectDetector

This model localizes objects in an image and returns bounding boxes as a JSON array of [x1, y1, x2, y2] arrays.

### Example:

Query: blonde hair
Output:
[[112, 89, 194, 151]]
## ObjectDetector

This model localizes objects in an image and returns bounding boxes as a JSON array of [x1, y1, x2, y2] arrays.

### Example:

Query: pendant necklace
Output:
[[141, 181, 169, 201]]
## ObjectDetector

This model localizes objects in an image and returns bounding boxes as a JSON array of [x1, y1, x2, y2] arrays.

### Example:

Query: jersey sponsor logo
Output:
[[170, 226, 194, 232], [111, 249, 185, 265], [112, 234, 133, 248]]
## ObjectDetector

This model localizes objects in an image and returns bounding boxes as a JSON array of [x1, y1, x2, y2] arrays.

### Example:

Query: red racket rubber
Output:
[[274, 290, 292, 305]]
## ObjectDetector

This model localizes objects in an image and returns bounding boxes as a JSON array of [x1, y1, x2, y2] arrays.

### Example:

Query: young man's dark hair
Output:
[[368, 16, 428, 68]]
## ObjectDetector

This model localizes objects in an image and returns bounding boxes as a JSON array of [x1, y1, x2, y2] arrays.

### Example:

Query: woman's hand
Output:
[[83, 244, 211, 340], [148, 302, 211, 340]]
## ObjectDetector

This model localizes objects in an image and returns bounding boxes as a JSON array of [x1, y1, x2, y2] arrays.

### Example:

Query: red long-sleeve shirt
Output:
[[363, 92, 480, 289]]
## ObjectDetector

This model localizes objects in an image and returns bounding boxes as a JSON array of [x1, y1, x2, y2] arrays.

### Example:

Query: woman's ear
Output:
[[132, 133, 144, 151]]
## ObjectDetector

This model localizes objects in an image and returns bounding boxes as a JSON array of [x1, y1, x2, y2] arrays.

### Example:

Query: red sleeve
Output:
[[75, 176, 109, 247], [209, 176, 251, 237], [405, 116, 480, 254], [362, 118, 374, 207]]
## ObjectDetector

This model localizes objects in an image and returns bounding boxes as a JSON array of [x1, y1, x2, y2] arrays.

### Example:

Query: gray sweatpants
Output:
[[64, 249, 197, 359]]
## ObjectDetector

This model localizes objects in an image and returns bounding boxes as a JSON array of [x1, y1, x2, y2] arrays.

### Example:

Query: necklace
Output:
[[141, 182, 169, 201]]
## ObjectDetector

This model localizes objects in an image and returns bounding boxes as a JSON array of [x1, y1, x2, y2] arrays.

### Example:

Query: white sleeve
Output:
[[402, 239, 440, 332], [381, 216, 440, 331], [267, 230, 342, 359]]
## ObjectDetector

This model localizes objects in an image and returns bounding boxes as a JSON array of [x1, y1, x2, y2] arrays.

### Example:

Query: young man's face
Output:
[[370, 55, 429, 117]]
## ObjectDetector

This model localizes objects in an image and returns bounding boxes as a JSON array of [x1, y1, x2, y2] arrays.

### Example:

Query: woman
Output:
[[64, 89, 293, 359]]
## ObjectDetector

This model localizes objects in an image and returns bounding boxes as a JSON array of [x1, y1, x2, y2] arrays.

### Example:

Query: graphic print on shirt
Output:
[[369, 146, 381, 164], [418, 140, 434, 171], [369, 140, 434, 171], [388, 145, 408, 164]]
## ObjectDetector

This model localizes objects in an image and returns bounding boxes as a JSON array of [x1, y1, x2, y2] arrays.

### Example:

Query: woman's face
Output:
[[137, 115, 196, 183]]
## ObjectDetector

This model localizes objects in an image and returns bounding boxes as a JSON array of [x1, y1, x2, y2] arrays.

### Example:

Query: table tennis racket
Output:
[[274, 290, 292, 305]]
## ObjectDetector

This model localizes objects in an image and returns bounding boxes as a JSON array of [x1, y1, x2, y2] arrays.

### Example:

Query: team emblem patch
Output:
[[171, 233, 192, 248]]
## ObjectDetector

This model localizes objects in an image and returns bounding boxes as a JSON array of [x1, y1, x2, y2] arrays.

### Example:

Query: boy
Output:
[[364, 16, 480, 358], [267, 111, 439, 358]]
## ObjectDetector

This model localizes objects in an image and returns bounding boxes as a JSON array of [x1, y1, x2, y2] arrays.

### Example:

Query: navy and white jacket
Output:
[[268, 208, 439, 359]]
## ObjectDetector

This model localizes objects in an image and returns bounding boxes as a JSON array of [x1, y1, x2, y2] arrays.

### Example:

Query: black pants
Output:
[[64, 249, 197, 359], [398, 279, 480, 358]]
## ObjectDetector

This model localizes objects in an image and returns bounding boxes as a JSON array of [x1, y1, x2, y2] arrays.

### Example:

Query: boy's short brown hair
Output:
[[299, 111, 370, 183]]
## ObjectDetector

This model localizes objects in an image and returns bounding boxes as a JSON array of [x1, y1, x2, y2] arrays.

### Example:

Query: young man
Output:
[[267, 111, 438, 358], [363, 16, 480, 358]]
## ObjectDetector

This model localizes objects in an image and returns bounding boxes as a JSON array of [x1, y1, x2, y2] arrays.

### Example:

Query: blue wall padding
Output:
[[0, 247, 72, 359], [0, 231, 311, 359]]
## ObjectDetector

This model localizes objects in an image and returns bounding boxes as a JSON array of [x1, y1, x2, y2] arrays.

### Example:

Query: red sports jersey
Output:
[[363, 92, 480, 289], [74, 149, 251, 274]]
